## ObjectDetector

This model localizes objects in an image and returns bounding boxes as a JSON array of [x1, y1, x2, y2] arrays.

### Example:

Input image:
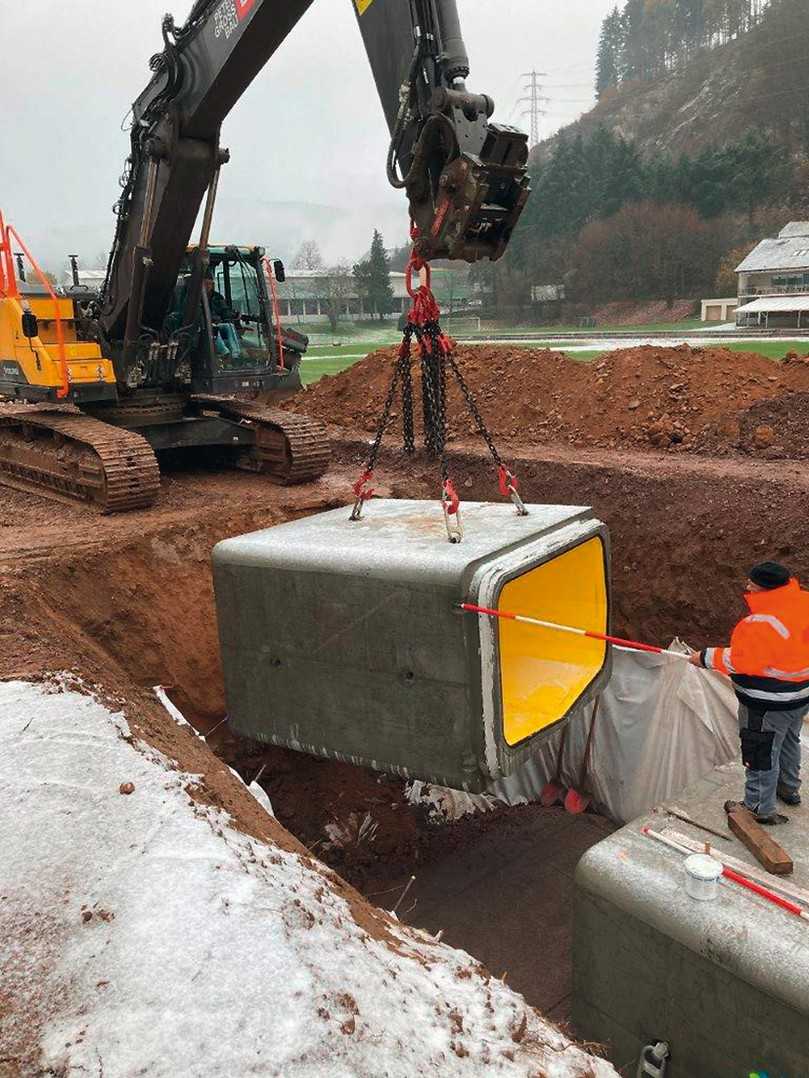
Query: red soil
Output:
[[288, 343, 809, 456]]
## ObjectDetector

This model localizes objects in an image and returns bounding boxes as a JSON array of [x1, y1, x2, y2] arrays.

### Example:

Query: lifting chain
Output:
[[350, 345, 412, 520], [444, 351, 528, 516], [350, 227, 527, 541]]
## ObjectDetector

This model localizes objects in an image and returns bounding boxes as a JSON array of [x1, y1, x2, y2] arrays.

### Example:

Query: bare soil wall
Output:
[[2, 446, 807, 885]]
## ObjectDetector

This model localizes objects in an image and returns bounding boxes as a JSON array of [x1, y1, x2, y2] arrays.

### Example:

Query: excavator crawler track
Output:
[[0, 406, 160, 512], [192, 396, 330, 485]]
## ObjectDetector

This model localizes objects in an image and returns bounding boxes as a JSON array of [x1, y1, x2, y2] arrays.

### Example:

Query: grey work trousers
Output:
[[739, 703, 806, 817]]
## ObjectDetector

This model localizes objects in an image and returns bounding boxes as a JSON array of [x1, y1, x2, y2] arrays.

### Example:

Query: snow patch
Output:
[[154, 685, 274, 817], [0, 680, 616, 1077]]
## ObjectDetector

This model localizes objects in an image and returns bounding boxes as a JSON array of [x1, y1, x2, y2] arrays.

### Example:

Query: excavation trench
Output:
[[4, 441, 808, 1018]]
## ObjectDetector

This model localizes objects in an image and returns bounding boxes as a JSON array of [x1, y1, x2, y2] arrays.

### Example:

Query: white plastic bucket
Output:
[[684, 853, 723, 901]]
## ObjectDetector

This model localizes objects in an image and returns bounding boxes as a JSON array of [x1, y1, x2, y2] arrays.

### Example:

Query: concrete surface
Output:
[[402, 805, 614, 1022], [213, 499, 610, 791], [573, 749, 809, 1076]]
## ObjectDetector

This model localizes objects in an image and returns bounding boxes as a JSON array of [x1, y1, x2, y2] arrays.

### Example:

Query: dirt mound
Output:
[[290, 343, 809, 455], [737, 391, 809, 459]]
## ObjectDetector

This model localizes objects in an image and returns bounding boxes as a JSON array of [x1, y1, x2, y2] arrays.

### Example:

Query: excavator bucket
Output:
[[212, 500, 611, 792]]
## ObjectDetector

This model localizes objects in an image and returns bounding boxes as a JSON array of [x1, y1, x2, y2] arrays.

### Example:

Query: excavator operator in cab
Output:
[[203, 272, 242, 362]]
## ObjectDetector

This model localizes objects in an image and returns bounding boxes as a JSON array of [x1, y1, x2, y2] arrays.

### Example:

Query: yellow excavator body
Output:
[[0, 293, 116, 401]]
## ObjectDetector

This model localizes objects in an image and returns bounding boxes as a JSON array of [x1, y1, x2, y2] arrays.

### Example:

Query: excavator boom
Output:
[[100, 0, 530, 369]]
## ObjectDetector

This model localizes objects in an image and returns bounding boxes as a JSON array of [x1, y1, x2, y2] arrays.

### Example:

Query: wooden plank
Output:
[[725, 805, 794, 876]]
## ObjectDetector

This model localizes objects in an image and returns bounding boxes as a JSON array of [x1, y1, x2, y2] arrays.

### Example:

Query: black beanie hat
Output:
[[749, 562, 791, 590]]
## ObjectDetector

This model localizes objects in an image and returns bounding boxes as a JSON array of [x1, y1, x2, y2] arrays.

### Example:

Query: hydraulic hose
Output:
[[386, 43, 423, 189]]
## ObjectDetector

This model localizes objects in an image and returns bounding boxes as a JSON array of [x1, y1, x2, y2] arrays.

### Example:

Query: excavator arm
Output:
[[355, 1, 530, 262], [99, 0, 530, 372]]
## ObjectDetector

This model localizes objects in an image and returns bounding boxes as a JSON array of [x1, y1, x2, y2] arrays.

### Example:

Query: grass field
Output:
[[478, 318, 707, 336], [722, 340, 806, 360], [300, 356, 366, 385], [511, 340, 808, 366], [507, 339, 807, 361], [302, 324, 400, 349], [301, 317, 710, 349]]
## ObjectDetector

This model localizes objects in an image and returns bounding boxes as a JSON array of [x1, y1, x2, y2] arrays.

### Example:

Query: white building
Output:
[[700, 298, 738, 323], [276, 268, 472, 324], [735, 222, 809, 329], [61, 267, 106, 293]]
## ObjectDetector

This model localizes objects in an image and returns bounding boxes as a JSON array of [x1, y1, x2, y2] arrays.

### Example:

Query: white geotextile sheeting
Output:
[[411, 646, 740, 825], [0, 679, 617, 1078], [494, 645, 739, 822]]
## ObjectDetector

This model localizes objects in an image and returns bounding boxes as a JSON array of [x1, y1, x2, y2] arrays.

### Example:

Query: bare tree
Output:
[[293, 240, 324, 271], [319, 263, 353, 333]]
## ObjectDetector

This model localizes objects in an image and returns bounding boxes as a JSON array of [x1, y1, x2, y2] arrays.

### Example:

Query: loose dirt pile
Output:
[[290, 344, 809, 456], [736, 391, 809, 458]]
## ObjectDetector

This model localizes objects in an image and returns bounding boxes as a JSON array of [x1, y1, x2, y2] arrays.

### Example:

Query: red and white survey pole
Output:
[[458, 602, 691, 662]]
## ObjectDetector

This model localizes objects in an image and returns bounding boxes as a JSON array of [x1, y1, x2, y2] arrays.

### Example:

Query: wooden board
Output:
[[725, 805, 794, 876]]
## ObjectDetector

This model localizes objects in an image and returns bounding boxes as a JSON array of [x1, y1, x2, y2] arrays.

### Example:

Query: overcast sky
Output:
[[2, 0, 615, 270]]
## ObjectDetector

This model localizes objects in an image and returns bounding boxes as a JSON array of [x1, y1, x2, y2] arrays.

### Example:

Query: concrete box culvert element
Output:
[[212, 499, 612, 792], [573, 754, 809, 1076]]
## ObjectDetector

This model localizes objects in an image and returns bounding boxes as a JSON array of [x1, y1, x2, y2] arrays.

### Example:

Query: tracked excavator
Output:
[[0, 0, 530, 512]]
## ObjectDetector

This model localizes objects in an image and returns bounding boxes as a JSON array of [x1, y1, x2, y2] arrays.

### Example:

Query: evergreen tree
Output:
[[353, 230, 394, 321], [645, 151, 679, 203], [741, 0, 808, 153], [510, 125, 792, 266], [534, 136, 593, 239], [621, 0, 647, 81], [595, 9, 622, 96], [594, 0, 770, 91], [587, 129, 646, 217], [725, 131, 792, 223]]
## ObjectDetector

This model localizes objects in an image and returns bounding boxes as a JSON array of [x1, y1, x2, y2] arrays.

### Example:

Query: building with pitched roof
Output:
[[735, 223, 809, 328]]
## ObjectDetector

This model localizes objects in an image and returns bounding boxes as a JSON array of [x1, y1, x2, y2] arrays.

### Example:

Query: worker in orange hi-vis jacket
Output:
[[690, 562, 809, 825]]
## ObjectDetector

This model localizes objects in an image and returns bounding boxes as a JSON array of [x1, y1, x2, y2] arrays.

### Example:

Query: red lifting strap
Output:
[[352, 469, 375, 502], [436, 332, 454, 356], [498, 466, 518, 497], [442, 478, 460, 516], [406, 279, 441, 329]]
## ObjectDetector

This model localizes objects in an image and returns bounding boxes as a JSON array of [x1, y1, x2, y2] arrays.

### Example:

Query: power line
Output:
[[517, 70, 549, 148]]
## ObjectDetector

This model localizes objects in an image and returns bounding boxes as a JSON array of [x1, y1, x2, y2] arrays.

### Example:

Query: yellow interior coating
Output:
[[498, 536, 608, 746]]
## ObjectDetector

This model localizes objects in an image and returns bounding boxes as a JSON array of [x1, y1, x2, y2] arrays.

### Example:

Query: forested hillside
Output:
[[587, 0, 808, 157], [503, 0, 809, 314], [597, 1, 773, 95]]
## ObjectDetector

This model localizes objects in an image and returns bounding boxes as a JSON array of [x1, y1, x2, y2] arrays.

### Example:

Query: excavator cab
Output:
[[179, 245, 309, 400]]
